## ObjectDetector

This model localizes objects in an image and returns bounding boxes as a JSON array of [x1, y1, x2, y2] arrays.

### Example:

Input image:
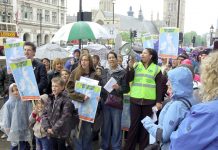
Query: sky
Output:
[[67, 0, 218, 35]]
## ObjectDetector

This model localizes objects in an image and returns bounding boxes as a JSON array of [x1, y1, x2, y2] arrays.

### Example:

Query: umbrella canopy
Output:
[[35, 43, 70, 60], [51, 21, 110, 43]]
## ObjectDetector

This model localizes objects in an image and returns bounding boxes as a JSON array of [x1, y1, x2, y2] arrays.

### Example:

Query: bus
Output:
[[0, 22, 19, 56]]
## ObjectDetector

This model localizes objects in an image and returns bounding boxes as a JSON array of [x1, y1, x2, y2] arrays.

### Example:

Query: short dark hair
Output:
[[74, 49, 81, 54], [51, 77, 65, 87], [107, 51, 117, 60], [41, 58, 50, 63], [24, 42, 36, 52]]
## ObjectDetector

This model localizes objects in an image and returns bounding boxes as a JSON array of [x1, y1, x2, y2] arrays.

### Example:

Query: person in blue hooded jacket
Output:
[[141, 66, 195, 150], [170, 51, 218, 150]]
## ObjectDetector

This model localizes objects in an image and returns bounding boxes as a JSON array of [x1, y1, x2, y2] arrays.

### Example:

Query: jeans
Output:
[[36, 136, 51, 150], [10, 141, 30, 150], [101, 105, 122, 150], [74, 121, 92, 150]]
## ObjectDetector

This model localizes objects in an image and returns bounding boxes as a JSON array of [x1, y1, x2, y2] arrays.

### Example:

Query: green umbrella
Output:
[[51, 21, 110, 42]]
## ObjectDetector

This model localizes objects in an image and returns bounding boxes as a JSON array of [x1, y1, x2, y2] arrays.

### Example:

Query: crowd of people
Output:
[[0, 41, 218, 150]]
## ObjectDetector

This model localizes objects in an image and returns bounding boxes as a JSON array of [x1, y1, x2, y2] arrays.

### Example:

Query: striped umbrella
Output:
[[51, 21, 110, 43]]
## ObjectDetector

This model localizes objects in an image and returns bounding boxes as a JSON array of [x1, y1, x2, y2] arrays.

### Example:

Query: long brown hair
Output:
[[73, 54, 95, 81]]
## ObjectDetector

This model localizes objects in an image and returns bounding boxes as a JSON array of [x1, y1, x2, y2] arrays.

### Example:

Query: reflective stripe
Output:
[[132, 83, 156, 88], [135, 73, 154, 79]]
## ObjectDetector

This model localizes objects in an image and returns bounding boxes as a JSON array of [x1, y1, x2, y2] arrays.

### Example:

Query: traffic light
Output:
[[192, 36, 196, 44], [179, 32, 183, 43], [133, 30, 137, 37]]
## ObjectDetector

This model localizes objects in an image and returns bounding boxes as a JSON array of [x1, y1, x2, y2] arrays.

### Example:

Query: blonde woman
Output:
[[47, 58, 64, 94], [170, 51, 218, 150]]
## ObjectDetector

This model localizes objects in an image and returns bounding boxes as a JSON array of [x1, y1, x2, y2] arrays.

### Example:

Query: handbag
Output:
[[144, 128, 163, 150], [105, 94, 123, 110]]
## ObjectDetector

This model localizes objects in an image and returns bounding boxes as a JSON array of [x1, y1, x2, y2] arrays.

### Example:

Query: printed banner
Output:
[[10, 59, 40, 101], [121, 94, 131, 131], [158, 27, 179, 58], [4, 41, 25, 74], [73, 81, 101, 123], [142, 33, 154, 49]]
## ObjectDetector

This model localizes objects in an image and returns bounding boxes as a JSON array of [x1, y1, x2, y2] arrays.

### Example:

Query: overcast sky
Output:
[[67, 0, 218, 35]]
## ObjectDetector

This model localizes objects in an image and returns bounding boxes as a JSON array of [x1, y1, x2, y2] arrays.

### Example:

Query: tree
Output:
[[119, 31, 132, 43], [183, 31, 206, 47]]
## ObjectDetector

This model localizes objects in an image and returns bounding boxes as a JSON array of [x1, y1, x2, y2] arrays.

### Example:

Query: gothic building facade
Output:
[[163, 0, 185, 32]]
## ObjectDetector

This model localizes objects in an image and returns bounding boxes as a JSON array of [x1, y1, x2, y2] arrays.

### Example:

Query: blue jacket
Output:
[[142, 67, 195, 150], [170, 99, 218, 150]]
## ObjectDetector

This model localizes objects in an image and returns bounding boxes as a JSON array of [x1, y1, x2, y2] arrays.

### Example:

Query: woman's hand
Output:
[[47, 128, 54, 134], [156, 102, 162, 110], [96, 96, 101, 102], [84, 95, 90, 101], [112, 83, 120, 90]]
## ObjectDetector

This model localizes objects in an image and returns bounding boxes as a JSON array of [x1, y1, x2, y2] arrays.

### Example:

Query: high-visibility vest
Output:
[[130, 62, 160, 100]]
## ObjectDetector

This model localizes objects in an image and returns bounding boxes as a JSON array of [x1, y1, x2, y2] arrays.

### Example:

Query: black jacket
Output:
[[41, 92, 76, 139], [100, 66, 130, 101]]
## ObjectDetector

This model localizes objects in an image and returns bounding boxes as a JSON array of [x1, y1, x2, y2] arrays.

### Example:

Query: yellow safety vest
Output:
[[130, 62, 160, 100]]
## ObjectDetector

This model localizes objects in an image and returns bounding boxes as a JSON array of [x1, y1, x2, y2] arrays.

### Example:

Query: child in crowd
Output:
[[41, 77, 76, 150], [2, 83, 32, 150], [60, 69, 70, 86], [29, 94, 50, 150], [95, 67, 102, 77]]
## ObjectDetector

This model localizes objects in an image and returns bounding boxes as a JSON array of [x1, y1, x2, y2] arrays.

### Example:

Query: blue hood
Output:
[[167, 67, 193, 100]]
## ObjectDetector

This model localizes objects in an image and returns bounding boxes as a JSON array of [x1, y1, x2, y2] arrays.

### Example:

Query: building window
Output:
[[61, 13, 64, 25], [21, 4, 33, 20], [37, 9, 42, 21], [52, 0, 57, 5], [45, 10, 50, 22], [52, 12, 57, 23], [61, 0, 64, 6]]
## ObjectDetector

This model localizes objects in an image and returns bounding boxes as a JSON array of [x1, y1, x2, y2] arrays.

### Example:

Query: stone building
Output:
[[163, 0, 185, 32], [0, 0, 67, 46]]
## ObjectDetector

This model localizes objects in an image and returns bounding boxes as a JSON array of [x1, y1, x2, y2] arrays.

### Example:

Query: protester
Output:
[[9, 42, 48, 95], [170, 51, 218, 150], [64, 49, 80, 72], [41, 58, 51, 73], [142, 66, 195, 150], [92, 55, 103, 69], [177, 53, 188, 65], [117, 54, 124, 68], [42, 77, 75, 150], [171, 58, 178, 69], [100, 51, 129, 150], [124, 48, 162, 150], [66, 54, 99, 150], [60, 69, 70, 86], [81, 48, 89, 55], [47, 58, 64, 94], [0, 65, 9, 103], [29, 94, 50, 150], [2, 83, 32, 150]]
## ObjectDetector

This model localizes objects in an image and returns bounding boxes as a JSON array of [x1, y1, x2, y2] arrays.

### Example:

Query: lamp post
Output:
[[3, 0, 8, 22], [40, 13, 42, 46], [210, 25, 214, 46], [112, 0, 115, 24], [78, 0, 83, 49], [177, 0, 180, 28]]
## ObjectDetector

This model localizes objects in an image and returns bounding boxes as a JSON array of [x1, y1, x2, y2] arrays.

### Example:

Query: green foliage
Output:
[[119, 31, 131, 42], [183, 31, 207, 47]]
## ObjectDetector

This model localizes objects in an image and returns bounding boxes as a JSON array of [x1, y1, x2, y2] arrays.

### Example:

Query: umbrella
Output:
[[35, 43, 70, 60], [84, 44, 110, 68], [51, 21, 110, 43]]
